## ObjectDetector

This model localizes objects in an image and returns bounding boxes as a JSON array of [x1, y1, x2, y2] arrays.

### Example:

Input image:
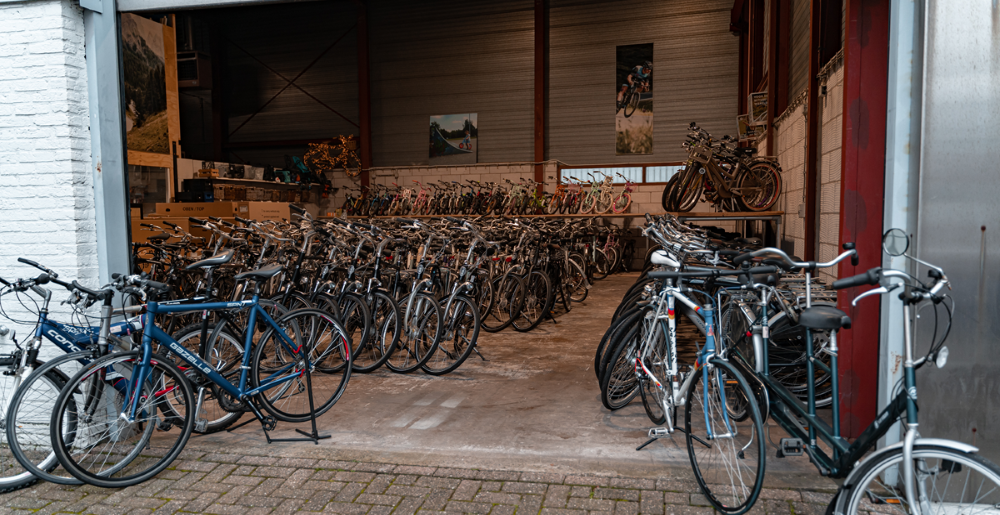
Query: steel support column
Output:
[[804, 0, 822, 261], [534, 0, 547, 189], [837, 0, 891, 438], [84, 0, 130, 283], [357, 2, 373, 187]]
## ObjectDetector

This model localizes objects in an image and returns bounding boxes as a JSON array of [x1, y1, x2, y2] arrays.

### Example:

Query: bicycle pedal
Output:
[[156, 419, 173, 432], [777, 438, 803, 457], [648, 427, 672, 438], [260, 416, 276, 432], [194, 418, 208, 433]]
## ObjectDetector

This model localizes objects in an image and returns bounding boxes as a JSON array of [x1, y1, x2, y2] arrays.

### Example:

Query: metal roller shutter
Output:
[[788, 0, 810, 103], [547, 0, 739, 164]]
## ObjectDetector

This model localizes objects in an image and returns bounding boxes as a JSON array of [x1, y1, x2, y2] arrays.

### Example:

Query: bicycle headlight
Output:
[[935, 346, 949, 368]]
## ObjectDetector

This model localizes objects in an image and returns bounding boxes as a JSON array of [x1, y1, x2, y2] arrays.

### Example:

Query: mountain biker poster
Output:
[[122, 13, 170, 154], [430, 114, 478, 164], [616, 44, 653, 155]]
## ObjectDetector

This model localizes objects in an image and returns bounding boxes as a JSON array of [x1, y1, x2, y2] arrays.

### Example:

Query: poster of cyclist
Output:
[[615, 44, 653, 155], [430, 113, 478, 163]]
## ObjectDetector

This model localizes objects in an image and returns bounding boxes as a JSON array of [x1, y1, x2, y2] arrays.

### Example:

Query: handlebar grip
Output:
[[35, 273, 50, 285], [748, 265, 778, 275], [163, 221, 179, 229], [0, 276, 9, 287], [189, 217, 207, 225], [832, 268, 880, 290], [355, 222, 374, 230], [397, 218, 416, 224], [208, 216, 222, 222], [235, 216, 253, 225], [72, 280, 110, 300], [315, 227, 332, 238], [219, 220, 235, 228], [112, 273, 122, 280], [732, 253, 753, 266], [289, 204, 306, 215], [851, 252, 859, 266], [141, 223, 155, 229], [444, 216, 462, 223], [17, 257, 41, 269]]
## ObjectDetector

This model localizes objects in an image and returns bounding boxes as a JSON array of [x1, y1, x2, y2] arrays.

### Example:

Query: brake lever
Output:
[[851, 283, 900, 307]]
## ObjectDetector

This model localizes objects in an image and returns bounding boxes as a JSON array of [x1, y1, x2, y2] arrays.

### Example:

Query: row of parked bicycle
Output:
[[0, 207, 631, 491], [341, 174, 638, 217], [598, 213, 999, 515]]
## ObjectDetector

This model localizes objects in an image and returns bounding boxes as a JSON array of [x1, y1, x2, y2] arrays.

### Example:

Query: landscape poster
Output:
[[122, 13, 169, 154], [430, 114, 478, 163], [615, 43, 653, 155]]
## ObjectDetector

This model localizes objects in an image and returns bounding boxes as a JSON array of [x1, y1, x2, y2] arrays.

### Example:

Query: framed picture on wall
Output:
[[615, 43, 653, 155], [748, 91, 768, 125], [429, 114, 478, 164]]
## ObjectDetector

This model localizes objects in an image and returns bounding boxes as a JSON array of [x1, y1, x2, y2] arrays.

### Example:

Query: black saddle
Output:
[[798, 305, 851, 330], [234, 264, 283, 282], [185, 249, 235, 270], [148, 232, 171, 242]]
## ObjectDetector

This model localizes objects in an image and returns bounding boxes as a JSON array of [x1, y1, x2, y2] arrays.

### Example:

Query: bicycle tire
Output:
[[670, 165, 705, 212], [623, 89, 639, 117], [567, 255, 589, 303], [838, 444, 1000, 515], [352, 291, 401, 373], [511, 270, 552, 332], [50, 351, 195, 489], [3, 357, 76, 491], [251, 308, 352, 422], [422, 295, 480, 375], [736, 162, 782, 212], [598, 322, 642, 411], [386, 293, 442, 373], [684, 358, 765, 515], [175, 324, 245, 433], [591, 250, 611, 281], [481, 273, 521, 333], [637, 308, 671, 424]]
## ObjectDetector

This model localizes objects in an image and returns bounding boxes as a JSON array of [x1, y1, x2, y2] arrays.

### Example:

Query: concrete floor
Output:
[[189, 273, 835, 491]]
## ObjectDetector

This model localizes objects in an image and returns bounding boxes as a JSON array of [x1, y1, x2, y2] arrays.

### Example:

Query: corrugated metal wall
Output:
[[788, 0, 810, 103], [547, 0, 738, 164], [369, 0, 535, 167], [222, 1, 360, 166]]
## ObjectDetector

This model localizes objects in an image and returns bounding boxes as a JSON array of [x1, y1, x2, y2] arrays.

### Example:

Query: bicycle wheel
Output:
[[684, 358, 765, 515], [599, 322, 643, 411], [339, 292, 372, 371], [612, 192, 632, 213], [50, 351, 194, 489], [2, 358, 74, 491], [481, 273, 521, 333], [661, 174, 680, 211], [839, 444, 1000, 515], [352, 291, 401, 373], [591, 250, 611, 281], [579, 193, 597, 214], [736, 162, 782, 212], [597, 190, 614, 214], [670, 165, 706, 212], [637, 310, 671, 425], [386, 293, 442, 373], [567, 255, 589, 303], [512, 270, 552, 332], [251, 309, 352, 423], [174, 324, 245, 433], [422, 295, 480, 375], [623, 89, 639, 117]]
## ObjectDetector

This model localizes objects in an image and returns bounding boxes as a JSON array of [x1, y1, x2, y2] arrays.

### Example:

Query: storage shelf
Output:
[[191, 176, 336, 192]]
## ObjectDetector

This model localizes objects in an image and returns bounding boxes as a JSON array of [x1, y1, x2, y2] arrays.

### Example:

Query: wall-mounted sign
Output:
[[748, 91, 768, 125], [737, 115, 765, 141]]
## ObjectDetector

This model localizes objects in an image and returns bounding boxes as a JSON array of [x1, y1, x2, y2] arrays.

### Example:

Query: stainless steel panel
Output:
[[915, 0, 1000, 461]]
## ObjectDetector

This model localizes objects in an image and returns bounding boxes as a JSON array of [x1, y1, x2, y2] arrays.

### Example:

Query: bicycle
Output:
[[617, 79, 648, 118], [48, 268, 353, 488], [724, 230, 1000, 515]]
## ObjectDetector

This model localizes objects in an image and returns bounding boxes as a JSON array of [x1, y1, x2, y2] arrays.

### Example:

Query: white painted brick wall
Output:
[[0, 0, 97, 351]]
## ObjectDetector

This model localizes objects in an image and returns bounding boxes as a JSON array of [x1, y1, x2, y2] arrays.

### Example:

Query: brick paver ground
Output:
[[3, 451, 836, 515]]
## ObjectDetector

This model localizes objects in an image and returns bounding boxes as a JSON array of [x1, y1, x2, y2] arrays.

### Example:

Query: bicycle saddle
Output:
[[148, 232, 171, 242], [185, 249, 235, 270], [234, 264, 283, 282], [798, 305, 851, 330]]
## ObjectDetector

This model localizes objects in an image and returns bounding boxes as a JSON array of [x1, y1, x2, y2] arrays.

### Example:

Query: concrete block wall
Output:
[[816, 58, 844, 284], [0, 0, 97, 348], [773, 99, 808, 260]]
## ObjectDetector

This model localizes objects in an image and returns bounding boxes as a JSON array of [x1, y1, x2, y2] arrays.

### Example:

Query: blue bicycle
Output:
[[0, 259, 143, 492], [48, 266, 352, 488]]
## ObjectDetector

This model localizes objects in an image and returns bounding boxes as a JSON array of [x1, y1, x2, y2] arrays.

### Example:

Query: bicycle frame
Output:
[[129, 296, 324, 422]]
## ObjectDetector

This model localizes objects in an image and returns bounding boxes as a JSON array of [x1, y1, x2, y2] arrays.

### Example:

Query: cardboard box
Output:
[[154, 202, 244, 219], [131, 208, 141, 219], [132, 218, 185, 244], [247, 202, 291, 221]]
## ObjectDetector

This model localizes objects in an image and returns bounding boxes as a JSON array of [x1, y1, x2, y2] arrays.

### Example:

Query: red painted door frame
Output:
[[836, 0, 890, 438]]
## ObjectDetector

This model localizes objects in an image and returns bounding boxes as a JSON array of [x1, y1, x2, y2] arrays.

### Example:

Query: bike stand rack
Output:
[[225, 342, 330, 445]]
